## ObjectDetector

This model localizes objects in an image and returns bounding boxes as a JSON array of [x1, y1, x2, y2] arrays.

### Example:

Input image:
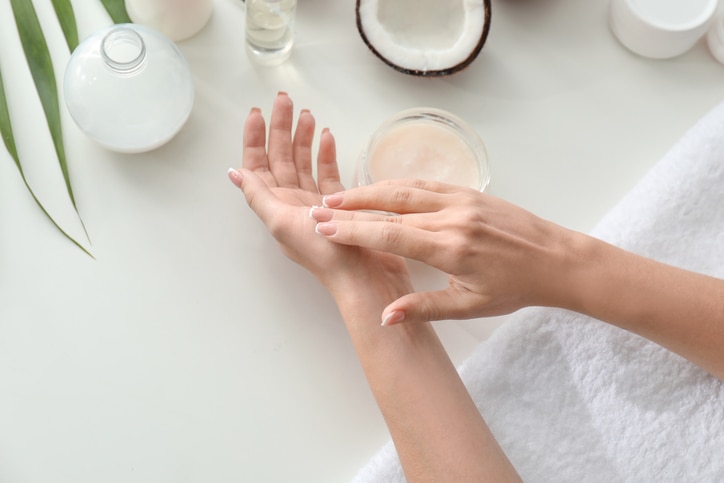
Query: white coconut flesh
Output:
[[357, 0, 490, 75]]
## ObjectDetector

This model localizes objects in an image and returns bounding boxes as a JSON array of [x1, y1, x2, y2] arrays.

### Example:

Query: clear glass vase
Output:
[[64, 24, 195, 153]]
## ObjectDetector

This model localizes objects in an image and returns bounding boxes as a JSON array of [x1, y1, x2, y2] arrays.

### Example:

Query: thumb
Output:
[[230, 168, 283, 226], [381, 287, 479, 326]]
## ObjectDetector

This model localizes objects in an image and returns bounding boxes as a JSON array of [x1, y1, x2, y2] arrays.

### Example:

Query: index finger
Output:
[[324, 179, 460, 214], [315, 217, 448, 270]]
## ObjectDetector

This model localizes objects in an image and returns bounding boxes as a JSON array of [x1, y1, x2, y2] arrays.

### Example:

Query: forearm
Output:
[[332, 278, 520, 482], [565, 233, 724, 379]]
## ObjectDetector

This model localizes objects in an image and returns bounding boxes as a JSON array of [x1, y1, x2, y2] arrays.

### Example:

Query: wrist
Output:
[[538, 229, 605, 312], [554, 231, 633, 316]]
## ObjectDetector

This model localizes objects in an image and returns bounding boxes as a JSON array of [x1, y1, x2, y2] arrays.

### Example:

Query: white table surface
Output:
[[1, 0, 723, 481]]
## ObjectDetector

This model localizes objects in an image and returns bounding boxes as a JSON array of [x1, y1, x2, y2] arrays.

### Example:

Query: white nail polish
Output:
[[381, 311, 405, 327], [381, 313, 395, 327], [309, 205, 320, 219]]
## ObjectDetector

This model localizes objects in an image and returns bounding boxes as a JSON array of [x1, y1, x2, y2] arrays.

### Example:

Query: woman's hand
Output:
[[310, 178, 583, 325], [228, 92, 411, 305], [229, 95, 523, 481]]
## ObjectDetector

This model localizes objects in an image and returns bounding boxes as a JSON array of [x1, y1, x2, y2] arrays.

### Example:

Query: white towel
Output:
[[352, 101, 724, 482]]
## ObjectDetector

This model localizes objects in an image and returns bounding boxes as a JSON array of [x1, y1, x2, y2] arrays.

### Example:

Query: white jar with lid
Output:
[[708, 14, 724, 65], [609, 0, 718, 59], [125, 0, 214, 42]]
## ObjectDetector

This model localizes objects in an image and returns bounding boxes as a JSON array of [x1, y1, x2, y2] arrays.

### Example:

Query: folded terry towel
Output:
[[353, 101, 724, 482]]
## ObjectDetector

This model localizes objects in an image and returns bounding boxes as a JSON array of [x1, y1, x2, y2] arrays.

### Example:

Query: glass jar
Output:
[[64, 24, 195, 153], [245, 0, 298, 65], [356, 108, 490, 191]]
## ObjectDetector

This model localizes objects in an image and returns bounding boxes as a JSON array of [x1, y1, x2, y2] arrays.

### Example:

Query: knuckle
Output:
[[389, 187, 413, 206], [383, 214, 404, 225], [407, 178, 428, 190], [380, 224, 403, 247]]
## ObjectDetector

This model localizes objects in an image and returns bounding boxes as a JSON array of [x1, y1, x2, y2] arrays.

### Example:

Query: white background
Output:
[[1, 0, 723, 481]]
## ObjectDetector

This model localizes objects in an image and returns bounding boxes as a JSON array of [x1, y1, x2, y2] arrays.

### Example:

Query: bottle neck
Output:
[[101, 27, 147, 75]]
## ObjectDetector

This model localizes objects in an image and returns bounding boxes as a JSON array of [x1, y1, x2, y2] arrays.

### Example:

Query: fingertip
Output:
[[381, 310, 406, 327], [227, 168, 243, 188], [275, 91, 293, 107], [322, 192, 343, 208]]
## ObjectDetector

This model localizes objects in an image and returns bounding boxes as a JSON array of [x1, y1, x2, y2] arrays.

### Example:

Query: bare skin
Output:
[[230, 92, 723, 482], [229, 92, 521, 482], [310, 179, 724, 380]]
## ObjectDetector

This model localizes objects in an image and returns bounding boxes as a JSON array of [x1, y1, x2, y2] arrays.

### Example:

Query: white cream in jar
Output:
[[357, 108, 489, 191]]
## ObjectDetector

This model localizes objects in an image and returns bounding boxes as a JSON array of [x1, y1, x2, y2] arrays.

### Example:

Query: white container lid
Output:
[[610, 0, 718, 59], [707, 14, 724, 65]]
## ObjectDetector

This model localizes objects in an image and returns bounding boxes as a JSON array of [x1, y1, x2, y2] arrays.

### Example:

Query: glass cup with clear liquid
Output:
[[245, 0, 297, 65]]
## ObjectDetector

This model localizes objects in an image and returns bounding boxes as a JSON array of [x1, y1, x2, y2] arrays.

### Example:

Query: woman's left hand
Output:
[[228, 92, 411, 303]]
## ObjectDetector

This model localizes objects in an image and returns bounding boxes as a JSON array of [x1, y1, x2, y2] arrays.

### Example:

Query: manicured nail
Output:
[[227, 168, 243, 187], [322, 192, 343, 208], [309, 206, 334, 222], [314, 222, 337, 237], [381, 311, 405, 327]]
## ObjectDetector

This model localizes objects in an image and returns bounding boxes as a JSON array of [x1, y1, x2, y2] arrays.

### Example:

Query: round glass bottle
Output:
[[64, 24, 195, 153]]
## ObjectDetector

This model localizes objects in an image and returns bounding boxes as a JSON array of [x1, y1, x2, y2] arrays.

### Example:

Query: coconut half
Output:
[[356, 0, 491, 77]]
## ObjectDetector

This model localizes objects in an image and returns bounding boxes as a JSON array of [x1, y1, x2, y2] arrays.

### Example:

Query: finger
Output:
[[309, 206, 437, 232], [382, 288, 482, 326], [378, 178, 467, 195], [308, 206, 389, 223], [314, 218, 448, 269], [235, 168, 288, 229], [243, 107, 276, 184], [293, 109, 318, 192], [316, 128, 344, 195], [267, 92, 300, 188], [322, 182, 449, 214]]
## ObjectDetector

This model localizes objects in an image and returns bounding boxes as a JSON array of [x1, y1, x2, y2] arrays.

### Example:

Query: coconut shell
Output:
[[355, 0, 492, 77]]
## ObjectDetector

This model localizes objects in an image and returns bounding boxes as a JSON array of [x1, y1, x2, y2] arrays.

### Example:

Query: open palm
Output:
[[229, 93, 410, 293]]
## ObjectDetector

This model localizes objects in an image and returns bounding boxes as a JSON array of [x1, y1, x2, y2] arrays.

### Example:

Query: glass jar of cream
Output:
[[356, 108, 490, 191]]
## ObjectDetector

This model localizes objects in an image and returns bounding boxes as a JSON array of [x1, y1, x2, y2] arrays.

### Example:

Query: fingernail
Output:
[[314, 222, 337, 237], [309, 206, 334, 222], [278, 91, 288, 97], [300, 108, 311, 115], [322, 127, 330, 135], [249, 107, 261, 115], [322, 192, 343, 208], [227, 168, 243, 187], [381, 311, 406, 327]]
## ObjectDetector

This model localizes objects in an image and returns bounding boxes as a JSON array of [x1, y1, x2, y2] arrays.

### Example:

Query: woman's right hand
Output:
[[310, 178, 585, 325]]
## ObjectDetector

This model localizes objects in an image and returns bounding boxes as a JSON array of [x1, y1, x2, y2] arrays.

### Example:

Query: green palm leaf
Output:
[[99, 0, 132, 24], [51, 0, 79, 51], [0, 66, 93, 258], [10, 0, 90, 242]]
